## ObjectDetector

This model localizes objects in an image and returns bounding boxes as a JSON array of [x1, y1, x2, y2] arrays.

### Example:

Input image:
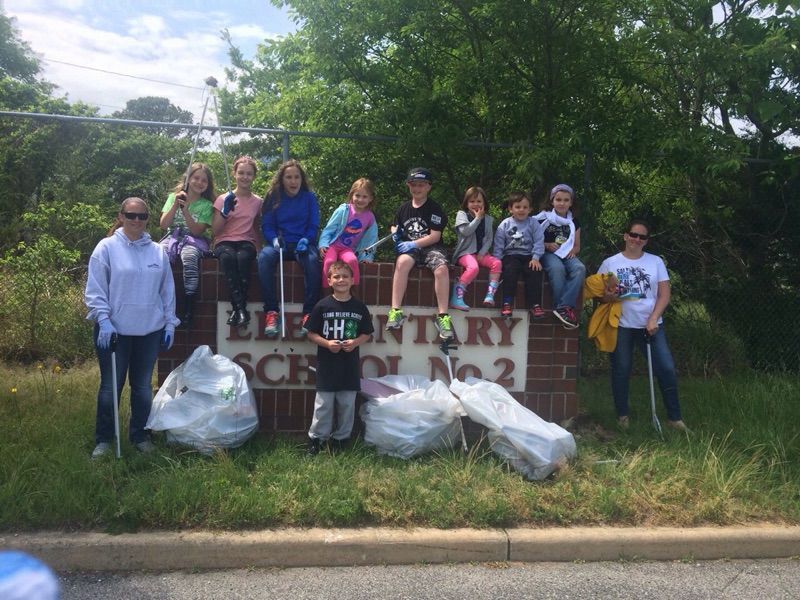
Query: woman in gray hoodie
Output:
[[85, 197, 180, 459]]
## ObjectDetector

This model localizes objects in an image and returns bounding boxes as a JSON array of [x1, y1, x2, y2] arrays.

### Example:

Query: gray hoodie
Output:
[[85, 229, 179, 335]]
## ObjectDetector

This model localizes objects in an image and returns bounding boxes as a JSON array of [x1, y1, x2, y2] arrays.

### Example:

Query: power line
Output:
[[43, 58, 205, 90]]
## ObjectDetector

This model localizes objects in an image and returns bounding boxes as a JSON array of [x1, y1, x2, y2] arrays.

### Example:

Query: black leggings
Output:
[[214, 241, 256, 310]]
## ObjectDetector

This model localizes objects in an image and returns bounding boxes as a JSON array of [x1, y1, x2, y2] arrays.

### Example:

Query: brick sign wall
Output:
[[159, 259, 580, 433]]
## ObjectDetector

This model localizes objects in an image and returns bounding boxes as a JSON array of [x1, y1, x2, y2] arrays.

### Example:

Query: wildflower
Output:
[[53, 365, 61, 374], [11, 387, 17, 394]]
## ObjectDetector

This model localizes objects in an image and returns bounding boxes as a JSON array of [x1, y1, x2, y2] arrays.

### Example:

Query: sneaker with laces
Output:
[[307, 437, 322, 457], [300, 313, 310, 335], [263, 310, 280, 337], [135, 440, 156, 454], [385, 308, 406, 330], [434, 313, 454, 340], [667, 420, 692, 433], [553, 307, 579, 329], [91, 442, 111, 459], [530, 304, 546, 320], [501, 303, 513, 318]]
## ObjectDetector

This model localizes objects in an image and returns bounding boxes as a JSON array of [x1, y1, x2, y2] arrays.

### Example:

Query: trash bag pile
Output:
[[360, 375, 576, 480], [146, 345, 259, 454]]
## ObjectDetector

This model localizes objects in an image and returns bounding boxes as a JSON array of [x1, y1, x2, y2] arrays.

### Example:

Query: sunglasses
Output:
[[626, 232, 649, 240], [122, 212, 149, 221]]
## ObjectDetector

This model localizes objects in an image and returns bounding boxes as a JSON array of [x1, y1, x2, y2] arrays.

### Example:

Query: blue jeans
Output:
[[94, 326, 162, 444], [541, 253, 586, 309], [611, 326, 681, 421], [257, 243, 321, 314]]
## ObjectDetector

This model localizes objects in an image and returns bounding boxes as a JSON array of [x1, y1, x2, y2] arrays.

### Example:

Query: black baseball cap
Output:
[[406, 167, 433, 183]]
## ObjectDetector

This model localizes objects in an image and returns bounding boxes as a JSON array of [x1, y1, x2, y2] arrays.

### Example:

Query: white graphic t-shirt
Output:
[[597, 252, 669, 329]]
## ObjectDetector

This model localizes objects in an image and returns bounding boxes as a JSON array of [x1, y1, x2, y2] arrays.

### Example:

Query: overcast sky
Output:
[[3, 0, 296, 120]]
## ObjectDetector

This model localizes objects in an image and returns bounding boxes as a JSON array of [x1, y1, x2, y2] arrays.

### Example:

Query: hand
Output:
[[96, 319, 116, 350], [391, 225, 403, 243], [319, 246, 327, 258], [646, 318, 659, 337], [296, 238, 309, 254], [328, 339, 343, 353], [471, 206, 485, 219], [340, 339, 356, 352], [161, 327, 174, 351], [176, 191, 187, 209], [529, 258, 542, 271], [272, 238, 281, 250], [396, 240, 417, 254], [221, 192, 237, 217], [545, 242, 560, 253]]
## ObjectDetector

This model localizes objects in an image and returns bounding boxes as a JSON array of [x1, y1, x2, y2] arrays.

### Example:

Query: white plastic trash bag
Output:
[[360, 375, 464, 459], [146, 345, 259, 453], [451, 378, 576, 480]]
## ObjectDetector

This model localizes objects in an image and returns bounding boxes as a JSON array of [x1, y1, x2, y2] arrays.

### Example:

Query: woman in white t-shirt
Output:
[[598, 219, 688, 432]]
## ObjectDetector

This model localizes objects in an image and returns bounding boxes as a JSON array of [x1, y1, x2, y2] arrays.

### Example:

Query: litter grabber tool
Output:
[[210, 82, 232, 194], [182, 77, 217, 192], [362, 232, 394, 254], [279, 243, 286, 338], [110, 333, 122, 459], [645, 333, 664, 439], [439, 338, 468, 452]]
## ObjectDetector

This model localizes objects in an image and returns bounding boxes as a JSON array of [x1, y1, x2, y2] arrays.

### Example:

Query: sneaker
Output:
[[135, 440, 156, 454], [385, 308, 405, 330], [501, 303, 513, 318], [263, 310, 280, 337], [300, 313, 310, 335], [330, 437, 350, 452], [237, 309, 250, 327], [618, 416, 630, 429], [307, 437, 322, 457], [434, 313, 454, 340], [530, 304, 546, 320], [91, 442, 111, 459], [553, 307, 579, 329], [667, 420, 692, 433], [226, 309, 240, 326]]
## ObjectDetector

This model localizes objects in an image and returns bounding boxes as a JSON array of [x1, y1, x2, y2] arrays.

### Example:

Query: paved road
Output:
[[60, 558, 800, 599]]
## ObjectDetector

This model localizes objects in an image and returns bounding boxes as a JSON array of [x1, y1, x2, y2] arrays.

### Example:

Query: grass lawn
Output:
[[2, 362, 798, 532]]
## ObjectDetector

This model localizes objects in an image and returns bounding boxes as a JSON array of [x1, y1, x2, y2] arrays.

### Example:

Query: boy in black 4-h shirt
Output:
[[305, 260, 374, 455]]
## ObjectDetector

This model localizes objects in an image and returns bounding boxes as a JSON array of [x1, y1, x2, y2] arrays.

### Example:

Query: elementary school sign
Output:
[[158, 260, 579, 434]]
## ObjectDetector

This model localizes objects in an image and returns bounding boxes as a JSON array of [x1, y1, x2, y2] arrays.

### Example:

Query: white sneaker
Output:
[[91, 442, 111, 459], [135, 440, 156, 454]]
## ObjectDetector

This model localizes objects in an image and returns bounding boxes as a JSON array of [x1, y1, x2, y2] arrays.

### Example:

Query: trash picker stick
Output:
[[279, 244, 286, 338], [110, 333, 121, 459], [183, 79, 215, 192], [211, 88, 231, 193], [646, 335, 663, 439], [362, 233, 393, 254], [440, 339, 468, 453]]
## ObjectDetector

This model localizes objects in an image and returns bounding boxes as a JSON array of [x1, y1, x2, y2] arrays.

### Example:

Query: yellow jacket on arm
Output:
[[583, 274, 622, 352]]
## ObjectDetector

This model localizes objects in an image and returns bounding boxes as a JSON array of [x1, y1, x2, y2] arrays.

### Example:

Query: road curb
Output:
[[3, 525, 799, 571]]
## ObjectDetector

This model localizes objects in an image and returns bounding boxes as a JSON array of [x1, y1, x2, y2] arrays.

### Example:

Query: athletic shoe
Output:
[[435, 313, 454, 340], [667, 420, 692, 433], [385, 308, 405, 330], [553, 307, 579, 330], [264, 311, 280, 337], [226, 310, 240, 326], [330, 437, 350, 453], [91, 442, 111, 459], [501, 303, 513, 318], [135, 440, 156, 454], [300, 313, 310, 335], [237, 309, 250, 327], [307, 437, 322, 457], [617, 416, 630, 430], [530, 304, 546, 320]]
